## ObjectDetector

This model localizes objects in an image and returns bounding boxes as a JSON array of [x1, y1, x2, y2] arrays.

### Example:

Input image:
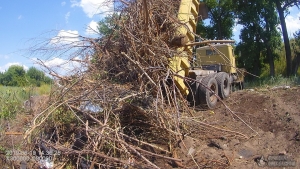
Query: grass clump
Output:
[[37, 84, 51, 95], [0, 85, 52, 119], [245, 75, 300, 88], [0, 87, 26, 119]]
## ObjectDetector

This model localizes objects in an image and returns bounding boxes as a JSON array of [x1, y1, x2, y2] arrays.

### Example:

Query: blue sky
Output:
[[0, 1, 299, 74], [0, 0, 113, 74]]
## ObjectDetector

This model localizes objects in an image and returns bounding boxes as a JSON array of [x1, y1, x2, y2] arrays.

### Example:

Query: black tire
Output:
[[187, 76, 202, 106], [239, 81, 244, 90], [187, 81, 198, 106], [199, 76, 218, 109], [215, 72, 230, 99]]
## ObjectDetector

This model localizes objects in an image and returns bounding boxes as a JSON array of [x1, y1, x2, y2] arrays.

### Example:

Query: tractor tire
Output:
[[199, 76, 218, 109], [187, 81, 198, 106], [216, 72, 230, 99], [187, 76, 202, 106], [239, 81, 244, 90]]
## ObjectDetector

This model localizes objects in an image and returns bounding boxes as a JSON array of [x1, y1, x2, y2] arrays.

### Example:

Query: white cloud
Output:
[[233, 23, 243, 42], [65, 12, 70, 23], [0, 62, 28, 72], [50, 30, 80, 45], [233, 24, 243, 33], [71, 0, 114, 18], [18, 15, 23, 20], [43, 57, 66, 67], [34, 57, 85, 76], [285, 12, 300, 35], [61, 1, 66, 6], [86, 20, 99, 35]]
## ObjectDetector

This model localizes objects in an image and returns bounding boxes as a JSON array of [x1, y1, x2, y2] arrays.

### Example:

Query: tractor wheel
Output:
[[239, 81, 244, 90], [187, 76, 202, 106], [199, 76, 218, 109], [216, 72, 230, 99]]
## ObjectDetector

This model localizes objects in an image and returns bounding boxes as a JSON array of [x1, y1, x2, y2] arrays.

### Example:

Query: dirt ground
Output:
[[1, 86, 300, 168], [176, 85, 300, 169]]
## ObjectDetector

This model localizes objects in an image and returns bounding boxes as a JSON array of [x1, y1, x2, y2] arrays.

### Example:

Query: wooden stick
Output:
[[121, 52, 157, 86], [5, 132, 23, 135]]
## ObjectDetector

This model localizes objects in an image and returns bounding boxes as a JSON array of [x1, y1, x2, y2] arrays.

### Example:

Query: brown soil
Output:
[[1, 87, 300, 168], [0, 95, 49, 169], [176, 86, 300, 168]]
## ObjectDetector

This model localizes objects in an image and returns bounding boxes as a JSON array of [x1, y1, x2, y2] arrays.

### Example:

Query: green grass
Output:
[[244, 75, 300, 89], [37, 84, 52, 95], [0, 85, 52, 119]]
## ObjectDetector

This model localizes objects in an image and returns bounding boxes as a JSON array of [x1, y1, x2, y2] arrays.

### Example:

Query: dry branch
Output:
[[23, 0, 252, 168]]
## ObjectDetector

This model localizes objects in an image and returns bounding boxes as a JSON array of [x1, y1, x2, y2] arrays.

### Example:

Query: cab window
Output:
[[206, 49, 217, 56]]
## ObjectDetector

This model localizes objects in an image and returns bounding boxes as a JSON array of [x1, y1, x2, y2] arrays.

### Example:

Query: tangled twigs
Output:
[[47, 144, 127, 164], [134, 146, 182, 162], [188, 118, 249, 139], [68, 104, 172, 155], [127, 145, 160, 169], [25, 0, 253, 168], [24, 99, 69, 139], [121, 52, 157, 86]]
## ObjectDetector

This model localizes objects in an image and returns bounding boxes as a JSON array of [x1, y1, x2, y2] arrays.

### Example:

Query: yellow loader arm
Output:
[[170, 0, 202, 95]]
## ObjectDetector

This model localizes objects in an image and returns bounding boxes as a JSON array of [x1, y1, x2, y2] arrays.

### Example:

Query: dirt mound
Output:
[[175, 86, 300, 168]]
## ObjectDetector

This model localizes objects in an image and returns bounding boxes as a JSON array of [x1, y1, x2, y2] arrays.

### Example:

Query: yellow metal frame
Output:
[[169, 0, 200, 96], [196, 44, 237, 74]]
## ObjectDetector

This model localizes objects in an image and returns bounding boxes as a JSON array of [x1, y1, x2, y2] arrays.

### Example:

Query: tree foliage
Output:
[[234, 0, 281, 77], [0, 66, 52, 87], [196, 0, 235, 40], [97, 13, 120, 38], [274, 0, 300, 76], [0, 65, 27, 86], [26, 67, 52, 86], [292, 30, 300, 74]]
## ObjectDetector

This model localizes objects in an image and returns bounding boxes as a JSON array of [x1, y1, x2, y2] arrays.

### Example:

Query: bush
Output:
[[0, 85, 52, 119], [37, 84, 51, 95], [0, 87, 27, 119]]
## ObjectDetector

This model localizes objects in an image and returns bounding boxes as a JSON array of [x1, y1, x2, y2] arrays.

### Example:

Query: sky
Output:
[[0, 1, 299, 75], [0, 0, 113, 74]]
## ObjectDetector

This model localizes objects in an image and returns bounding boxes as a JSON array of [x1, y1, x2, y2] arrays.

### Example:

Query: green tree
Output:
[[197, 0, 235, 40], [26, 67, 44, 86], [260, 1, 281, 76], [98, 13, 120, 37], [0, 66, 52, 87], [1, 65, 27, 86], [43, 76, 52, 84], [235, 0, 264, 77], [26, 67, 53, 86], [274, 0, 300, 76], [0, 72, 4, 85], [292, 30, 300, 74], [234, 0, 281, 77]]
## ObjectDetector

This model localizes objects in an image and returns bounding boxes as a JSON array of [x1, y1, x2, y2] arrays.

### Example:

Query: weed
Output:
[[245, 75, 300, 88], [0, 85, 52, 119], [37, 84, 51, 95], [0, 87, 24, 119], [51, 107, 77, 125]]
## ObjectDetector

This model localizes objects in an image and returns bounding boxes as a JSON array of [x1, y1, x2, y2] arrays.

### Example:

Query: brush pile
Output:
[[23, 0, 234, 168]]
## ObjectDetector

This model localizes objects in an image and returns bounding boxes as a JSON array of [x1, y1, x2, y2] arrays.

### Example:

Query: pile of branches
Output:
[[98, 0, 183, 86], [23, 0, 248, 168]]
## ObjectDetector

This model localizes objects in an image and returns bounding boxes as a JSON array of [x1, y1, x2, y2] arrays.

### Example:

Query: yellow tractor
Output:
[[170, 0, 244, 109]]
